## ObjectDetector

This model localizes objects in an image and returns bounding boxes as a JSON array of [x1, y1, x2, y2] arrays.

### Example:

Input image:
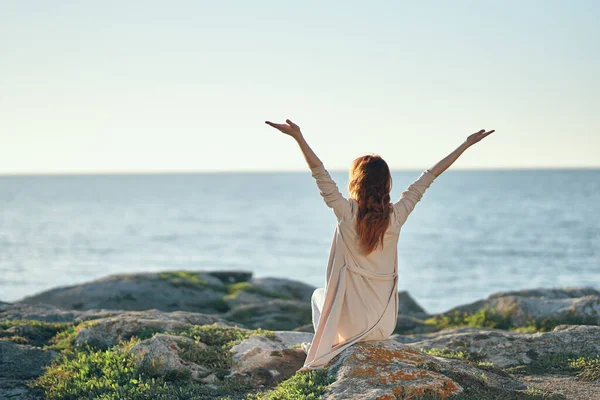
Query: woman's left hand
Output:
[[265, 119, 303, 139]]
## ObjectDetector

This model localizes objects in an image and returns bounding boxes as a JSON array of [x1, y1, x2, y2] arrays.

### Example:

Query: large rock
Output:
[[129, 334, 214, 382], [222, 290, 273, 309], [228, 331, 314, 386], [322, 340, 528, 399], [74, 309, 240, 350], [397, 290, 427, 315], [0, 303, 125, 323], [223, 299, 312, 331], [14, 271, 235, 314], [249, 277, 317, 303], [396, 324, 600, 368], [444, 287, 600, 328]]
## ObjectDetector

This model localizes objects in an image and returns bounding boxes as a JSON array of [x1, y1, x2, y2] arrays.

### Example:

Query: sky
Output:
[[1, 0, 598, 174]]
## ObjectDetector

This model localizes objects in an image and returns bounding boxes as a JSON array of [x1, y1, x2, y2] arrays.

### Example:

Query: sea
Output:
[[1, 169, 598, 314]]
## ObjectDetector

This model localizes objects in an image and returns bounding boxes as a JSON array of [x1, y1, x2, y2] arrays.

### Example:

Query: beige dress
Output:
[[302, 162, 436, 370]]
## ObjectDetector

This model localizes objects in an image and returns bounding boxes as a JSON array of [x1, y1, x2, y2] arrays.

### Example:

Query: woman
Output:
[[265, 119, 494, 371]]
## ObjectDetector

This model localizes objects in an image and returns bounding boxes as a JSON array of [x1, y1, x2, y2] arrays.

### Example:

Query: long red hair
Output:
[[348, 155, 393, 255]]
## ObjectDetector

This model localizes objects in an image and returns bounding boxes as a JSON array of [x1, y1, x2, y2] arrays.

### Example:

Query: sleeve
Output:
[[310, 162, 352, 222], [393, 169, 436, 226]]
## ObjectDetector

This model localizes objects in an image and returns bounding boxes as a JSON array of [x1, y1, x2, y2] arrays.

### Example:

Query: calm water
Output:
[[1, 170, 598, 314]]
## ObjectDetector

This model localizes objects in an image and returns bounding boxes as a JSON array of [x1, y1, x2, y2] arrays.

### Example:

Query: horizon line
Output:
[[0, 165, 599, 177]]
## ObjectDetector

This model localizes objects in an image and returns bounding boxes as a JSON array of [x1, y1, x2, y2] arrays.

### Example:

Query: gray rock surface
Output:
[[0, 341, 57, 400], [222, 290, 273, 309], [73, 309, 240, 349], [223, 299, 312, 331], [322, 340, 528, 400], [397, 290, 427, 315], [228, 331, 314, 386], [14, 271, 229, 314], [0, 340, 57, 380], [395, 324, 600, 368], [0, 302, 125, 323], [444, 286, 600, 327], [129, 334, 213, 381], [249, 277, 317, 302]]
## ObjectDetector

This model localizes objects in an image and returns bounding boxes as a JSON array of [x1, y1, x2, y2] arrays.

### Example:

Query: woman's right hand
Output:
[[265, 119, 303, 140], [466, 129, 495, 147]]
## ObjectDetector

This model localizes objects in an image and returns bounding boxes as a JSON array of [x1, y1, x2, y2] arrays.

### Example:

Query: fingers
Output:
[[286, 119, 300, 129], [265, 121, 284, 130]]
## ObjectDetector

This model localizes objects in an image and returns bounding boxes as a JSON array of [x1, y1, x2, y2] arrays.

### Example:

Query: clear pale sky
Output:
[[1, 1, 598, 174]]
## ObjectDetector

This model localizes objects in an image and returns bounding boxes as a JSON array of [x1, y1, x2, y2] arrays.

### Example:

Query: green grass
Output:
[[423, 307, 513, 331], [246, 369, 335, 400], [569, 355, 600, 381], [29, 322, 278, 400], [169, 324, 276, 379]]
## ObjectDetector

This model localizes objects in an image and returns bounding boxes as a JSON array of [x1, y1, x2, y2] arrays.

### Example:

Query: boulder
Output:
[[0, 303, 123, 323], [129, 334, 214, 381], [444, 287, 600, 328], [74, 309, 240, 350], [223, 299, 312, 331], [249, 277, 317, 302], [322, 340, 528, 399], [396, 324, 600, 368], [14, 271, 232, 314], [228, 331, 314, 386], [397, 290, 427, 315]]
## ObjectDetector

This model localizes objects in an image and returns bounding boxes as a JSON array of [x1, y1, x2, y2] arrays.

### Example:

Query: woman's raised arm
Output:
[[428, 129, 495, 177], [393, 128, 495, 226], [265, 118, 351, 221]]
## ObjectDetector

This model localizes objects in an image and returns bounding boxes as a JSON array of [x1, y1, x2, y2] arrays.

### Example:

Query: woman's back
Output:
[[311, 162, 436, 274], [300, 162, 436, 369]]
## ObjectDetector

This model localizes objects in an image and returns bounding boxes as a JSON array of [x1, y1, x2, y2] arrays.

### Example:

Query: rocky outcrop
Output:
[[73, 309, 239, 350], [444, 287, 600, 328], [14, 271, 229, 314], [3, 299, 599, 399], [396, 324, 600, 368], [0, 302, 125, 323], [322, 340, 528, 399], [12, 270, 319, 332], [4, 274, 600, 398]]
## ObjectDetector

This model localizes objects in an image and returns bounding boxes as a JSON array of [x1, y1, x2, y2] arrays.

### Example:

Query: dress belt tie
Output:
[[345, 263, 397, 281]]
